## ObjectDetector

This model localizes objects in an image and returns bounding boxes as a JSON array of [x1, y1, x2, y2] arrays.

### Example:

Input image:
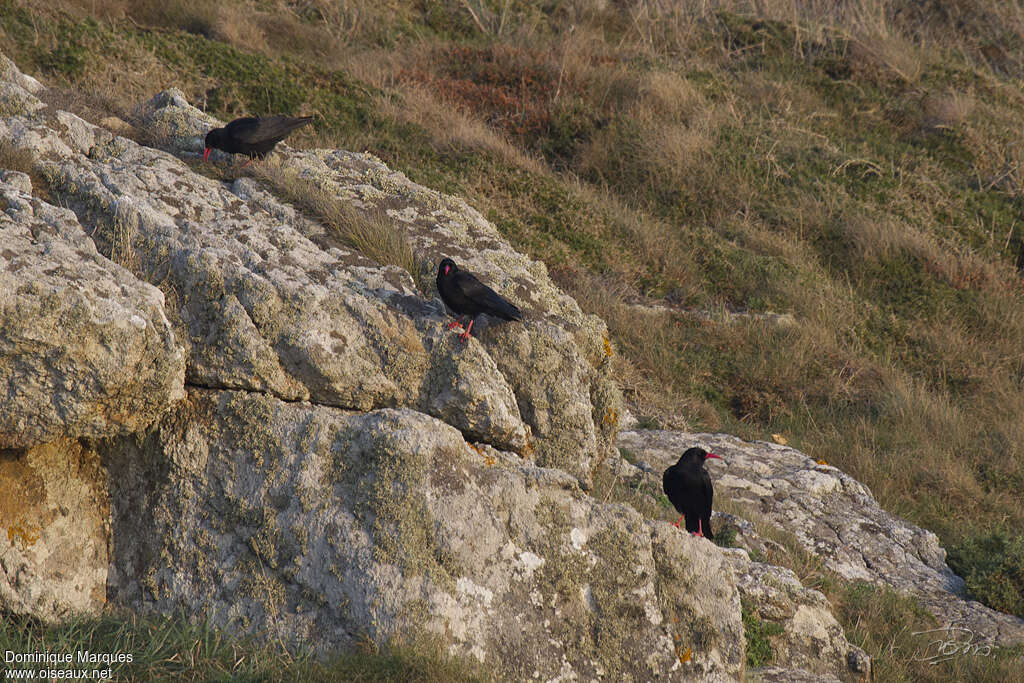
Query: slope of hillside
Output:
[[2, 0, 1024, 680]]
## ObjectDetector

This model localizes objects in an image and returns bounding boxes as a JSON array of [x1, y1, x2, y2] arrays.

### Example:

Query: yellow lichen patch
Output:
[[468, 444, 496, 467], [678, 647, 692, 663], [817, 459, 828, 465], [603, 335, 613, 358], [771, 433, 788, 445], [7, 520, 40, 547], [602, 409, 618, 427]]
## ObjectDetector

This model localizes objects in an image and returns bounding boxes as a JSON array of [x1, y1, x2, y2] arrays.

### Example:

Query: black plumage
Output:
[[203, 115, 313, 161], [662, 447, 723, 539], [436, 258, 522, 341]]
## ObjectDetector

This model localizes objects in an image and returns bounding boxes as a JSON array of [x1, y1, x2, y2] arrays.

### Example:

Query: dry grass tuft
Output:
[[0, 140, 53, 202], [251, 160, 432, 295], [0, 139, 38, 178], [638, 71, 704, 120], [379, 82, 547, 175]]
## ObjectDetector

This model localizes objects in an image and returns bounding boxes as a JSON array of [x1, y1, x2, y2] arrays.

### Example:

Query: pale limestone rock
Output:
[[103, 391, 743, 681], [0, 440, 109, 619], [0, 177, 185, 448], [131, 89, 623, 481], [0, 79, 623, 477], [730, 557, 870, 681], [0, 54, 43, 94], [0, 97, 536, 456], [616, 429, 1024, 647]]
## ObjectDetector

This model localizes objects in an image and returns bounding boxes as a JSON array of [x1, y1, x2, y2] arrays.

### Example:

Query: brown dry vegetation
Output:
[[3, 0, 1024, 676], [248, 158, 433, 293], [0, 139, 51, 202]]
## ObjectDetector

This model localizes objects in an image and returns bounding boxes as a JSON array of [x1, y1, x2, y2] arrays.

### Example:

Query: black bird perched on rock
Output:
[[436, 258, 522, 341], [662, 447, 723, 539], [203, 115, 313, 161]]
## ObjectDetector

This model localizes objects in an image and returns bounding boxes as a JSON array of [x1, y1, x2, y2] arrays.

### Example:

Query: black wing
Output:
[[453, 271, 522, 321], [662, 468, 682, 513], [700, 469, 715, 540], [223, 117, 259, 141], [231, 116, 312, 145]]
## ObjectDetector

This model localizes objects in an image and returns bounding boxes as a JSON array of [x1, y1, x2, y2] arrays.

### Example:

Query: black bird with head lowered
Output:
[[436, 258, 522, 341], [662, 447, 723, 539], [203, 115, 313, 161]]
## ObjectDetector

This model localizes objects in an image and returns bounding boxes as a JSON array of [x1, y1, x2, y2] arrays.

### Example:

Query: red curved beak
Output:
[[203, 147, 211, 162], [706, 452, 722, 460]]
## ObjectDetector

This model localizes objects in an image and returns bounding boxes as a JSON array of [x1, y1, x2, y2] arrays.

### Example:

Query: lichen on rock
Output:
[[617, 428, 1024, 648], [0, 439, 109, 620], [101, 390, 741, 679], [0, 174, 185, 449]]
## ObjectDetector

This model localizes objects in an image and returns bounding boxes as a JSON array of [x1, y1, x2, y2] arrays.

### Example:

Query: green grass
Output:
[[836, 581, 1024, 683], [949, 530, 1024, 618], [741, 599, 784, 669], [0, 611, 487, 682]]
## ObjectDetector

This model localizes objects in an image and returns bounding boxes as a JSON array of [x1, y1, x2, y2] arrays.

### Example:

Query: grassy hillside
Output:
[[2, 0, 1024, 677]]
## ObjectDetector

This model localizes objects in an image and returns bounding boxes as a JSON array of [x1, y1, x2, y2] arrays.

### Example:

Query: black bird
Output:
[[436, 258, 522, 341], [662, 447, 723, 539], [203, 115, 313, 161]]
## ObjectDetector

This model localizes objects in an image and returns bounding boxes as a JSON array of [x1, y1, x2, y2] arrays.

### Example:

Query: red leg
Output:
[[447, 316, 466, 330], [457, 319, 475, 342], [673, 515, 684, 528], [692, 519, 704, 538]]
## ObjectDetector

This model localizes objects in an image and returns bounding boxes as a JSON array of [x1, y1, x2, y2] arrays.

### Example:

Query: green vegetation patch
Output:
[[741, 599, 783, 668], [948, 530, 1024, 618]]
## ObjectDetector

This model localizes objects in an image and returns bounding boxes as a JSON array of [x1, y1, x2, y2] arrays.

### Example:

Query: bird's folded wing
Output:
[[455, 273, 521, 320], [233, 116, 312, 144], [701, 472, 714, 517]]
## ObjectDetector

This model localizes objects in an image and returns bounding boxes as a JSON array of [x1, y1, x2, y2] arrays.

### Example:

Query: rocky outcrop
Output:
[[0, 51, 688, 678], [137, 89, 619, 481], [730, 554, 871, 681], [616, 429, 1024, 647], [0, 173, 184, 449], [103, 389, 743, 680], [2, 78, 622, 479], [0, 165, 181, 619], [0, 439, 109, 620], [1, 48, 1018, 681]]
